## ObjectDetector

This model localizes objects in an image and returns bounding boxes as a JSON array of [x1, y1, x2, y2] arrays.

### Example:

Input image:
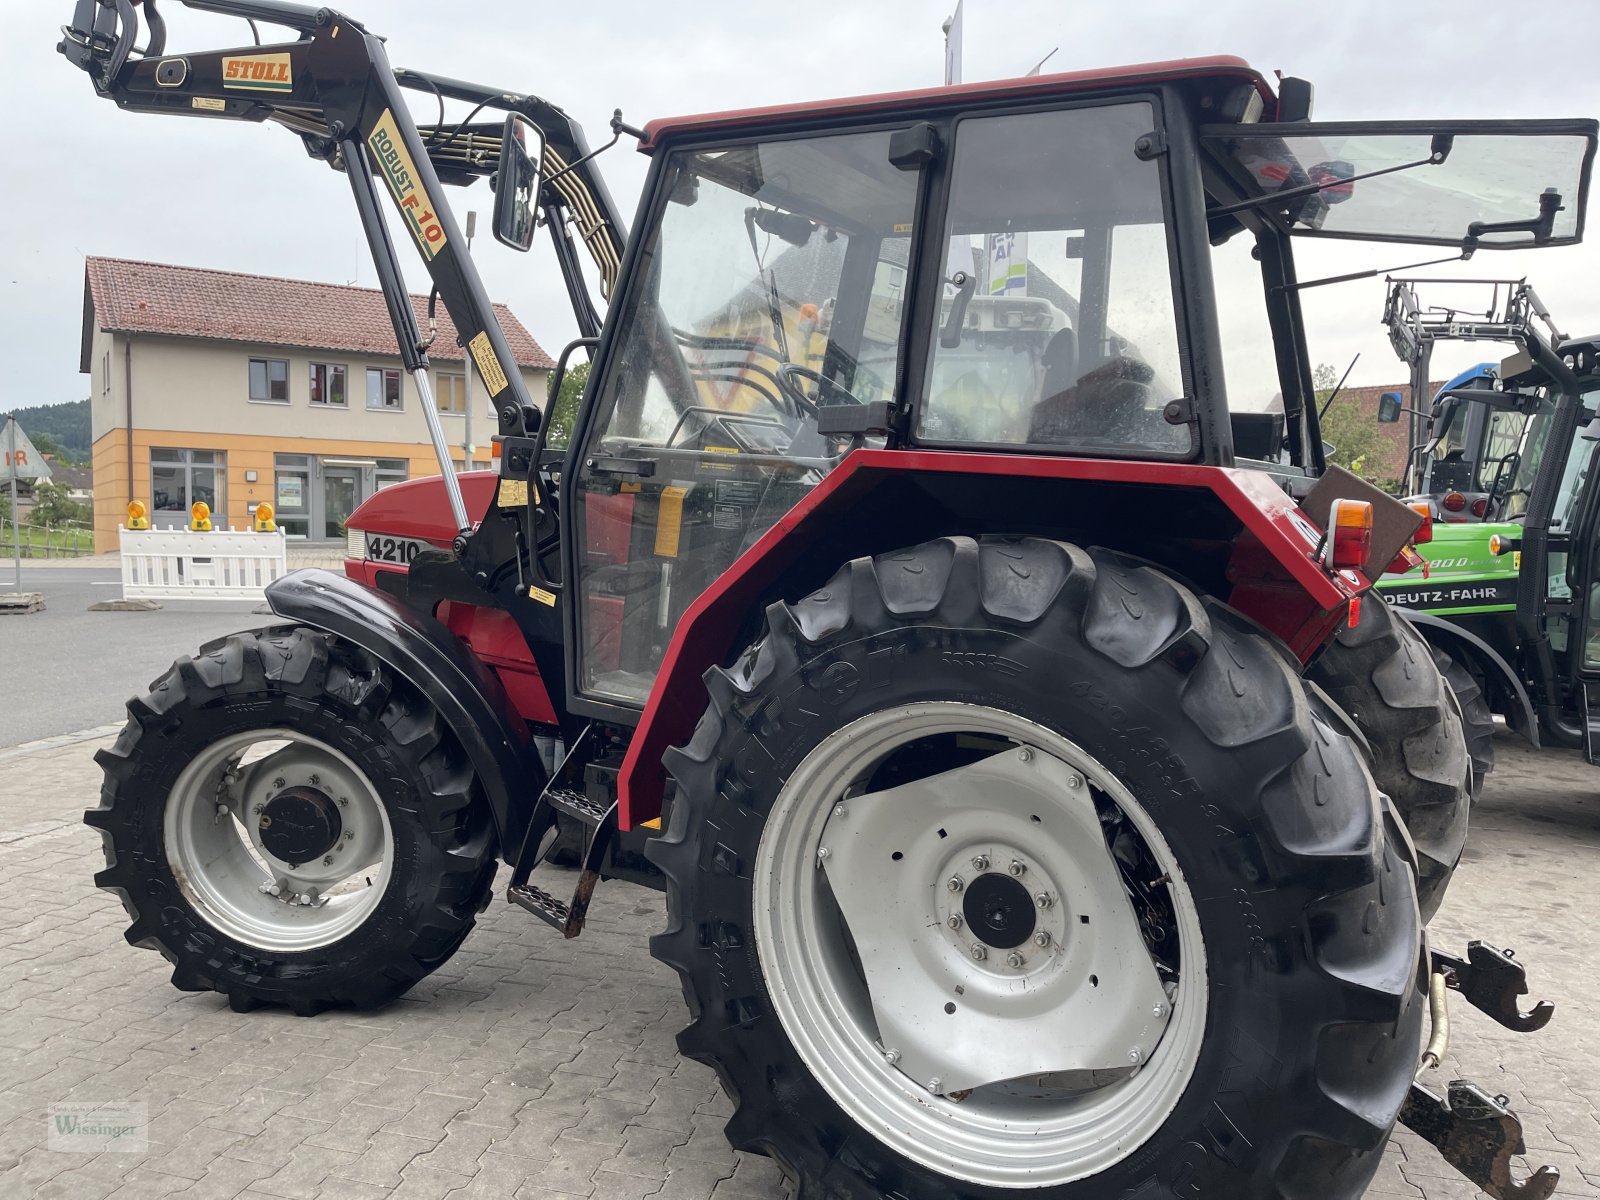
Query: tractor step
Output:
[[545, 785, 610, 828], [1399, 1080, 1558, 1200]]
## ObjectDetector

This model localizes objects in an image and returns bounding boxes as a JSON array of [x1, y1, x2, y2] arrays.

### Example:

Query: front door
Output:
[[322, 467, 359, 540]]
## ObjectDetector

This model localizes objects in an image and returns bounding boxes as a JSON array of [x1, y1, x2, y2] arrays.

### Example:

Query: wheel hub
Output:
[[258, 786, 343, 864], [962, 872, 1037, 950]]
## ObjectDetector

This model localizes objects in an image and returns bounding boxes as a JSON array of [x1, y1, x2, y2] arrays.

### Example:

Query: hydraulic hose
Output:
[[1419, 969, 1450, 1072]]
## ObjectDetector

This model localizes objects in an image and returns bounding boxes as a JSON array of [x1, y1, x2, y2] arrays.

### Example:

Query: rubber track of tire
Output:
[[1432, 645, 1495, 798], [1307, 598, 1471, 922], [87, 626, 498, 1014], [648, 536, 1424, 1200]]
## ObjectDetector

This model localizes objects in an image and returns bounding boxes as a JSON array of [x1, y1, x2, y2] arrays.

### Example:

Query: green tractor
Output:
[[1377, 333, 1600, 780]]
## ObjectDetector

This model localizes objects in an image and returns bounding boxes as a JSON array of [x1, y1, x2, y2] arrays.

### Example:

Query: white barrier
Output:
[[119, 526, 288, 602]]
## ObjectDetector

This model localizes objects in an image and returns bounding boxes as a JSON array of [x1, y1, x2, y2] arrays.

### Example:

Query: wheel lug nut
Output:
[[337, 797, 348, 807], [817, 847, 831, 865], [1018, 747, 1033, 763], [1128, 1047, 1144, 1065], [343, 831, 354, 841], [1006, 951, 1025, 968], [309, 774, 320, 785], [1008, 859, 1026, 876], [322, 855, 334, 865], [927, 1078, 942, 1092], [273, 777, 285, 789], [970, 944, 987, 961], [833, 803, 846, 818], [1033, 931, 1051, 948], [1065, 773, 1083, 790], [971, 855, 989, 872], [947, 877, 963, 893], [252, 805, 265, 815], [1152, 1002, 1167, 1018], [1035, 893, 1052, 909], [947, 915, 962, 930], [883, 1048, 900, 1066]]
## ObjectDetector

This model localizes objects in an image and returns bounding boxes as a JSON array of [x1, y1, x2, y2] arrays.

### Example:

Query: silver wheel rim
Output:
[[752, 702, 1207, 1188], [164, 728, 395, 952]]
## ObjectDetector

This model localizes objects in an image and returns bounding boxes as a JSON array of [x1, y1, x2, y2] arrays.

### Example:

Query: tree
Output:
[[1314, 362, 1401, 493], [29, 480, 91, 528], [543, 361, 589, 448]]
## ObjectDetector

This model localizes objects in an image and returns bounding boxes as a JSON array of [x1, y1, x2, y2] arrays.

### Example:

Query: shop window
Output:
[[366, 368, 403, 410], [437, 372, 466, 413], [273, 453, 312, 539], [310, 363, 348, 407], [150, 448, 225, 526], [376, 457, 409, 489], [249, 358, 290, 403]]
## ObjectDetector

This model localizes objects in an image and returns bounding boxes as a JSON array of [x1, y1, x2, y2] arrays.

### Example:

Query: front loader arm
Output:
[[59, 0, 625, 432]]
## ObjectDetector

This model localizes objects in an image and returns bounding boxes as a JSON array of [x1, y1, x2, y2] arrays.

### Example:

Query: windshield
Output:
[[917, 101, 1191, 456], [1206, 121, 1595, 248]]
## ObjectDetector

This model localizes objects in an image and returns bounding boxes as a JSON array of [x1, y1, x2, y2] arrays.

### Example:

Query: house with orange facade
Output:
[[81, 257, 552, 551]]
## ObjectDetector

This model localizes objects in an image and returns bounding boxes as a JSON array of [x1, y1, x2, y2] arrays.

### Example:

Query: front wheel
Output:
[[88, 627, 499, 1014], [650, 537, 1425, 1199]]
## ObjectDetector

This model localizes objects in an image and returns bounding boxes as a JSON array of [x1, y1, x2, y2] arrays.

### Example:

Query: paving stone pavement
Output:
[[0, 726, 1595, 1199]]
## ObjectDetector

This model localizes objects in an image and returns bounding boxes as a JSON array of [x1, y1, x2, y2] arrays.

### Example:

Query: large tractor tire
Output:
[[1432, 645, 1496, 798], [87, 627, 498, 1015], [650, 537, 1425, 1200], [1307, 597, 1471, 921]]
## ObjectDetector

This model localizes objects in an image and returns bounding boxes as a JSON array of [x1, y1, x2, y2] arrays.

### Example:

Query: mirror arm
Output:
[[540, 111, 630, 192], [1209, 151, 1443, 220]]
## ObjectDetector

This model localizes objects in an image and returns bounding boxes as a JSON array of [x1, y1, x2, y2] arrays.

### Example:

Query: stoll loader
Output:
[[62, 2, 1594, 1196]]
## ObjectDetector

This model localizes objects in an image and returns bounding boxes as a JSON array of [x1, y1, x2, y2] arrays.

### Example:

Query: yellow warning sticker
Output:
[[221, 53, 293, 92], [528, 585, 557, 606], [368, 109, 449, 260], [191, 96, 227, 112], [654, 486, 689, 558], [469, 331, 511, 397], [497, 479, 529, 508]]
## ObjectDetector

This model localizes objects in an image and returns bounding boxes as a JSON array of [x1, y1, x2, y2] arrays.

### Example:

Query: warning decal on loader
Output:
[[469, 331, 510, 397], [221, 53, 293, 93], [368, 110, 449, 261]]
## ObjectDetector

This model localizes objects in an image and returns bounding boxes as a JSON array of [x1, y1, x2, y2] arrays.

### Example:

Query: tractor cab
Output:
[[561, 72, 1598, 716]]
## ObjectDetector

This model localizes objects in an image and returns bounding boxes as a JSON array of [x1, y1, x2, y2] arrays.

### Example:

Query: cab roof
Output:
[[640, 56, 1276, 150]]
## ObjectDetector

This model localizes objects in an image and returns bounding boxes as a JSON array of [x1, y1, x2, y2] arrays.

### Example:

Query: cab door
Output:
[[1567, 424, 1600, 761]]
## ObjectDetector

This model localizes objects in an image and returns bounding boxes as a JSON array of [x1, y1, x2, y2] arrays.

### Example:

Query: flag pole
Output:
[[8, 416, 20, 590]]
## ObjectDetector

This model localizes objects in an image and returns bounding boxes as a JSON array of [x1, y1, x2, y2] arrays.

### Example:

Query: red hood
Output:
[[346, 470, 499, 546]]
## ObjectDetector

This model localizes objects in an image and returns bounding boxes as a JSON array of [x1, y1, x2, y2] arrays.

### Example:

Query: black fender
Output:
[[1398, 608, 1540, 747], [266, 568, 539, 856]]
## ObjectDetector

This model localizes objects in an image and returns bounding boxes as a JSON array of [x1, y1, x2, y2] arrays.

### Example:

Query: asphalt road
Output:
[[0, 568, 271, 747]]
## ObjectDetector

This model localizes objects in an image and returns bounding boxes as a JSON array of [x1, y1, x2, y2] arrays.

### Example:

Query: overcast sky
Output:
[[6, 0, 1599, 420]]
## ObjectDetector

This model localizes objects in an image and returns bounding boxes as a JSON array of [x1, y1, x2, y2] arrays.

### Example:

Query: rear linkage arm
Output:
[[1396, 941, 1559, 1200]]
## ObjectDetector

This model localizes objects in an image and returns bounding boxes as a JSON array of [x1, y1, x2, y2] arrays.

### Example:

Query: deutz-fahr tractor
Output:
[[62, 2, 1594, 1196], [1376, 322, 1600, 783]]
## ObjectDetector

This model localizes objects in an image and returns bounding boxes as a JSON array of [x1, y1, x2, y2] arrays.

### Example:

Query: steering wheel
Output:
[[776, 363, 866, 418]]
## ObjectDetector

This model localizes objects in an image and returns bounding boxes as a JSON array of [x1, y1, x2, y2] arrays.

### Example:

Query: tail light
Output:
[[1470, 497, 1489, 518], [1407, 500, 1433, 545], [1442, 491, 1467, 513], [1327, 499, 1375, 571]]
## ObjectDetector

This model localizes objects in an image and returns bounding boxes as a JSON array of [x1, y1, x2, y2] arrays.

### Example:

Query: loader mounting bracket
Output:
[[1433, 941, 1555, 1032], [1398, 1080, 1558, 1200]]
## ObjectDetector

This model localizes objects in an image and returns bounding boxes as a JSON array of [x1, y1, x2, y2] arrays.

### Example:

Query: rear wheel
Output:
[[88, 627, 499, 1014], [650, 537, 1425, 1199], [1307, 598, 1471, 921]]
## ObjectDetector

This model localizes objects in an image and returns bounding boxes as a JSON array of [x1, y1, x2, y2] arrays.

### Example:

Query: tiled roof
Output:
[[83, 257, 554, 370]]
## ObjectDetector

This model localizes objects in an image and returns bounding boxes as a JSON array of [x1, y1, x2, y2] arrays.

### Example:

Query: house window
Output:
[[249, 358, 290, 403], [376, 457, 409, 489], [273, 453, 312, 539], [366, 367, 403, 411], [309, 363, 348, 407], [436, 372, 466, 414], [150, 448, 225, 526]]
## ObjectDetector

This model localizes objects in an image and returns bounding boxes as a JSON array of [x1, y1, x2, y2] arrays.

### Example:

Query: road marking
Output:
[[0, 723, 122, 762]]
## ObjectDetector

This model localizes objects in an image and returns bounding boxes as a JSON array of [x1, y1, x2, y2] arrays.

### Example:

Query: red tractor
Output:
[[64, 2, 1590, 1196]]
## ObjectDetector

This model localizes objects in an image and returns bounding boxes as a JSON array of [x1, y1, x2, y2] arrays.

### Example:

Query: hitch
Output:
[[1434, 941, 1554, 1032], [1399, 1081, 1558, 1200]]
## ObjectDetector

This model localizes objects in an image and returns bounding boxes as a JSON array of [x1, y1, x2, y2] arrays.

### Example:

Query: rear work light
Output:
[[1325, 499, 1374, 572], [1406, 500, 1433, 544], [1442, 491, 1467, 513]]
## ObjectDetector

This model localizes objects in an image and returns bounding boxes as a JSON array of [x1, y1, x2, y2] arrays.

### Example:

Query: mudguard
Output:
[[1400, 608, 1540, 746], [266, 569, 540, 853]]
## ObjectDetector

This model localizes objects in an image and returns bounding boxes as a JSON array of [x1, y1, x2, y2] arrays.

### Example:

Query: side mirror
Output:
[[1377, 392, 1403, 424], [493, 114, 543, 252]]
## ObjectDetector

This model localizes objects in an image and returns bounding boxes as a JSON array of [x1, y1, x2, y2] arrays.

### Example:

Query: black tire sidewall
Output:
[[683, 620, 1362, 1198]]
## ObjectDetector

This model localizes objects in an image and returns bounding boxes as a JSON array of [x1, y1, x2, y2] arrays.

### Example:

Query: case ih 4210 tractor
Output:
[[63, 2, 1596, 1197]]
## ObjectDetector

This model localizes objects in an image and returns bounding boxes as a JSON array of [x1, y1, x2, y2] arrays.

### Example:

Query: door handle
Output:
[[585, 455, 657, 479]]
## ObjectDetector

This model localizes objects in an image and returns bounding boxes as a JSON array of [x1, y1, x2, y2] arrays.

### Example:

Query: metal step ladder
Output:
[[506, 737, 619, 939]]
